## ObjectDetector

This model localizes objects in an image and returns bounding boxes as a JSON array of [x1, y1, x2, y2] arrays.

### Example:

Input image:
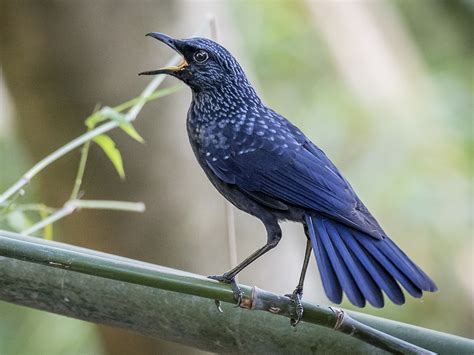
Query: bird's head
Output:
[[139, 32, 250, 93]]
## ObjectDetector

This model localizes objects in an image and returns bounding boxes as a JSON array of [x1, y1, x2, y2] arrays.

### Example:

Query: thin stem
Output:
[[112, 85, 182, 113], [225, 203, 238, 270], [22, 203, 75, 236], [0, 203, 57, 214], [72, 200, 145, 212], [21, 199, 145, 236], [69, 139, 91, 200], [0, 189, 25, 216], [0, 179, 28, 206], [208, 14, 238, 272], [0, 19, 211, 205]]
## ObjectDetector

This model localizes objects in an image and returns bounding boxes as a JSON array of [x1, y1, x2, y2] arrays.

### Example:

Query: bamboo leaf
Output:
[[84, 86, 183, 130], [119, 122, 145, 143], [85, 107, 124, 130], [84, 112, 105, 129], [87, 107, 144, 143], [39, 208, 53, 240], [93, 135, 125, 179]]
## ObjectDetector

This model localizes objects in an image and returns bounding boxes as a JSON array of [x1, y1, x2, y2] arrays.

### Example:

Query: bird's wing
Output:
[[205, 126, 385, 239]]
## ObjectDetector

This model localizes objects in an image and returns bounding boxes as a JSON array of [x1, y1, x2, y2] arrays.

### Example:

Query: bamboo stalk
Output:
[[1, 230, 472, 354]]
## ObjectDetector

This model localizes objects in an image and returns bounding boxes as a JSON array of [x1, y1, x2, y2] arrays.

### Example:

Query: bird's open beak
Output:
[[139, 32, 188, 76]]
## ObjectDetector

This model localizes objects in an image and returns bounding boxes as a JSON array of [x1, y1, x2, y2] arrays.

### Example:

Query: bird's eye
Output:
[[193, 50, 209, 63]]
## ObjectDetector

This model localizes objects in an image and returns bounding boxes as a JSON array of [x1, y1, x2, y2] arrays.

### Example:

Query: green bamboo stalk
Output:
[[0, 230, 472, 354], [0, 254, 387, 354]]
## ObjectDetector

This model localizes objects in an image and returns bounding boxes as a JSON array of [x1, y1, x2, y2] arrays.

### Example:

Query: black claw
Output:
[[214, 299, 224, 313], [286, 288, 304, 326], [229, 279, 244, 306], [208, 274, 244, 306], [208, 274, 227, 282]]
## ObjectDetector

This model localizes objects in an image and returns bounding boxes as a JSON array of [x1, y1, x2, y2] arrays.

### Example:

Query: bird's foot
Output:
[[285, 287, 304, 326], [208, 274, 244, 307]]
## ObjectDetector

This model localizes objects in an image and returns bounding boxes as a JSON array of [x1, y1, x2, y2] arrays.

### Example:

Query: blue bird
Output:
[[140, 33, 437, 325]]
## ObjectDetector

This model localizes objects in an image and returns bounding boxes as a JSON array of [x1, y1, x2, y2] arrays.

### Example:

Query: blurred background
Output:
[[0, 0, 472, 354]]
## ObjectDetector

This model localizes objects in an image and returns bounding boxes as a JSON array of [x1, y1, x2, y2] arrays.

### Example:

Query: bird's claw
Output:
[[285, 288, 304, 326], [208, 274, 244, 307], [214, 299, 224, 313]]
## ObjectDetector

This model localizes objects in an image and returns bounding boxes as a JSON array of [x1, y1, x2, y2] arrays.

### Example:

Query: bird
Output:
[[139, 32, 437, 325]]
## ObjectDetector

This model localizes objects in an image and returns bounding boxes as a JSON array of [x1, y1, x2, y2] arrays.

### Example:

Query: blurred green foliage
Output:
[[0, 303, 103, 355], [398, 0, 473, 156]]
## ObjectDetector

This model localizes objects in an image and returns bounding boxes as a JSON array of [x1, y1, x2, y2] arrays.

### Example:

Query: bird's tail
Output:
[[305, 215, 437, 307]]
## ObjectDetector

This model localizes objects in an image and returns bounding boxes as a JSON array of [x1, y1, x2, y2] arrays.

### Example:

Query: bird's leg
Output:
[[286, 228, 312, 326], [209, 223, 282, 306]]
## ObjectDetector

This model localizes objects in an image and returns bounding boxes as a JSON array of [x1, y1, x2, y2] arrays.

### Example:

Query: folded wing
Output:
[[205, 128, 385, 239]]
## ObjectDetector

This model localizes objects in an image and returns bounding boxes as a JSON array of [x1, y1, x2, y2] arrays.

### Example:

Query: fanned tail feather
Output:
[[305, 215, 437, 307]]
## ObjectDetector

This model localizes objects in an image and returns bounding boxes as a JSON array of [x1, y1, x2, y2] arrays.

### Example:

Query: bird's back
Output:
[[187, 95, 386, 239]]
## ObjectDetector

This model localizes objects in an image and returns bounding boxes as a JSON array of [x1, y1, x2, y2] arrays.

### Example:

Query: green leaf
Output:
[[39, 208, 53, 240], [90, 107, 144, 143], [85, 112, 106, 129], [84, 104, 104, 129], [85, 107, 124, 129], [93, 135, 125, 179], [119, 122, 144, 143], [85, 85, 182, 132]]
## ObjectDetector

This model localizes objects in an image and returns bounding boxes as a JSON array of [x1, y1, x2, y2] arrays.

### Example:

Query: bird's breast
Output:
[[187, 104, 304, 165]]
